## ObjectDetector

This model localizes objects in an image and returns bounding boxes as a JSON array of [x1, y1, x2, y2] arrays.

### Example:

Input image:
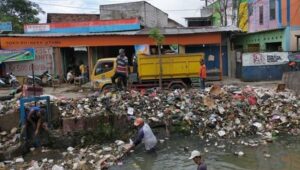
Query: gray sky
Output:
[[30, 0, 206, 25]]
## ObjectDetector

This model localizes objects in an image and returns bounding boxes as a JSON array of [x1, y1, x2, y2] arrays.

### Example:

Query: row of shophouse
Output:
[[0, 0, 299, 82], [0, 1, 237, 82], [203, 0, 300, 81]]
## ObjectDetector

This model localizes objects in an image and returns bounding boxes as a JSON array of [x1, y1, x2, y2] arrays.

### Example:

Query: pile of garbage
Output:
[[1, 140, 130, 170], [57, 85, 300, 139], [0, 127, 20, 152], [0, 100, 17, 116], [56, 97, 105, 118]]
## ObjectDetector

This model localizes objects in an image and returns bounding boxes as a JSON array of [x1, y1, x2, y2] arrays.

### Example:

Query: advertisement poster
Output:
[[5, 48, 53, 76], [134, 45, 150, 55], [0, 48, 35, 63], [288, 53, 300, 62]]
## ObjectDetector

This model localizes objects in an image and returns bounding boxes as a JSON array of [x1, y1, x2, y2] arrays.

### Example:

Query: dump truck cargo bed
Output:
[[137, 53, 204, 80]]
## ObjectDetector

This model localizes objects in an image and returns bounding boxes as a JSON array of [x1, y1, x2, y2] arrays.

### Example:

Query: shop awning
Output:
[[0, 48, 35, 63]]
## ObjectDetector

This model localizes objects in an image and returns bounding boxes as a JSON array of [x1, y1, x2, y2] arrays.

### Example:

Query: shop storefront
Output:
[[0, 28, 232, 80]]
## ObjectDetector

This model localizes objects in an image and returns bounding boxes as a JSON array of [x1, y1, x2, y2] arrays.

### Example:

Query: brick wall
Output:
[[100, 1, 169, 28], [47, 13, 100, 23]]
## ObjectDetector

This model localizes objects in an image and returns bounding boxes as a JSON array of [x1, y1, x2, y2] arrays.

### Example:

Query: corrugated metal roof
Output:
[[0, 26, 240, 37]]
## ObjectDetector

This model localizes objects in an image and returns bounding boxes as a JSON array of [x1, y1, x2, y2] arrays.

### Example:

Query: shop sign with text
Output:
[[242, 52, 289, 66]]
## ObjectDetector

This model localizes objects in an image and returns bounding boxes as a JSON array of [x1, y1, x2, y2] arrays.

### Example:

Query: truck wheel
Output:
[[48, 80, 53, 87], [11, 81, 20, 89], [0, 95, 14, 101], [170, 83, 185, 90], [102, 84, 113, 92], [27, 78, 33, 85]]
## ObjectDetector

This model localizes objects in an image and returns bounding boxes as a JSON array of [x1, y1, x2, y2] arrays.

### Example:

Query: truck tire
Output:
[[0, 95, 14, 101], [170, 83, 185, 90], [102, 84, 113, 92], [27, 78, 33, 85], [11, 81, 20, 89], [48, 80, 53, 87]]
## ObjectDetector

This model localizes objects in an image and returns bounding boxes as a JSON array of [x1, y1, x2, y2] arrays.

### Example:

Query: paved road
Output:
[[0, 78, 282, 98], [0, 83, 92, 99]]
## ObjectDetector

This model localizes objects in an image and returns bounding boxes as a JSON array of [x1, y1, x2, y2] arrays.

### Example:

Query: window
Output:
[[248, 44, 260, 52], [95, 61, 114, 75], [266, 42, 282, 52], [248, 3, 253, 16], [259, 6, 264, 25], [233, 0, 237, 9], [297, 36, 300, 51], [270, 0, 276, 20]]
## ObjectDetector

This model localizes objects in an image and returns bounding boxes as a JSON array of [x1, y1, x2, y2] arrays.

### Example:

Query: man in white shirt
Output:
[[67, 70, 74, 83]]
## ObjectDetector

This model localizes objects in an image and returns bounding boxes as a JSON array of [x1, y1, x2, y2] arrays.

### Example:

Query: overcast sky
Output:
[[30, 0, 206, 25]]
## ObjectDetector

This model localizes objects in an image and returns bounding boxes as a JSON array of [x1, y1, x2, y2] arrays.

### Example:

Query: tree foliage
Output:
[[208, 0, 248, 30], [208, 0, 229, 26], [0, 0, 44, 33], [149, 28, 165, 46], [149, 28, 165, 89]]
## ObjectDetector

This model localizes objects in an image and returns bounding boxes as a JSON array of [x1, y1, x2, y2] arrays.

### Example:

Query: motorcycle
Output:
[[27, 71, 52, 86], [0, 73, 20, 88]]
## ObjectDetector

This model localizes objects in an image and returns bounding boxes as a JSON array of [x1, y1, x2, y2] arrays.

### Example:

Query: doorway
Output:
[[61, 47, 88, 78]]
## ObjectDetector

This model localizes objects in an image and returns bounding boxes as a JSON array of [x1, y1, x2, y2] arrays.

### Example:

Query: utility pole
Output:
[[201, 0, 208, 7], [200, 0, 209, 16]]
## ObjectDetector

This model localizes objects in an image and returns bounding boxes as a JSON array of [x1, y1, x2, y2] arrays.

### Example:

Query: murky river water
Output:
[[22, 134, 300, 170], [111, 135, 300, 170]]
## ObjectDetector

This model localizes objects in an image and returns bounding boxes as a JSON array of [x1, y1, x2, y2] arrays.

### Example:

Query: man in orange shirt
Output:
[[199, 60, 207, 90]]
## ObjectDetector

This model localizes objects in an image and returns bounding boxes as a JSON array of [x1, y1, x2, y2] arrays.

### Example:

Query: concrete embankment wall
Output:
[[282, 71, 300, 95]]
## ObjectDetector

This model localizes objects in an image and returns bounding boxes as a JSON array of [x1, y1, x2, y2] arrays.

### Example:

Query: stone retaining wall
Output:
[[0, 110, 19, 131], [62, 114, 130, 135], [282, 71, 300, 95]]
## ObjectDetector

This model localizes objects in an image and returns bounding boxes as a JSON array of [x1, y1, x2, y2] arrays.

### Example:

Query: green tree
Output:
[[0, 0, 44, 33], [208, 0, 229, 26], [149, 28, 165, 89]]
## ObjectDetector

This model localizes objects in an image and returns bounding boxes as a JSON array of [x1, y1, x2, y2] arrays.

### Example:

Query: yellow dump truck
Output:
[[91, 53, 204, 91]]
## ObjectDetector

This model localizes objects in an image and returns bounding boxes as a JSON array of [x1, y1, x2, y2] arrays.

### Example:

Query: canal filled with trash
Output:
[[20, 133, 300, 170], [110, 134, 300, 170], [1, 85, 300, 169]]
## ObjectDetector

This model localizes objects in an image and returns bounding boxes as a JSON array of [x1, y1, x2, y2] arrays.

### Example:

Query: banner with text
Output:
[[242, 52, 289, 66], [24, 24, 50, 33], [5, 48, 54, 76]]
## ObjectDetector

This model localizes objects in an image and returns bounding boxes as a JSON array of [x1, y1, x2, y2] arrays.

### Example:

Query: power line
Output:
[[33, 2, 100, 10]]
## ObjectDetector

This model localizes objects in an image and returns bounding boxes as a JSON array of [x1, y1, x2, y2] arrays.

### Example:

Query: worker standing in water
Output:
[[189, 150, 207, 170], [125, 118, 157, 153]]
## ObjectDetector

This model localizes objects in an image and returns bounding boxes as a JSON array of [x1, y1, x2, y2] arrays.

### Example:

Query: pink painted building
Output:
[[248, 0, 280, 33], [236, 0, 300, 51]]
